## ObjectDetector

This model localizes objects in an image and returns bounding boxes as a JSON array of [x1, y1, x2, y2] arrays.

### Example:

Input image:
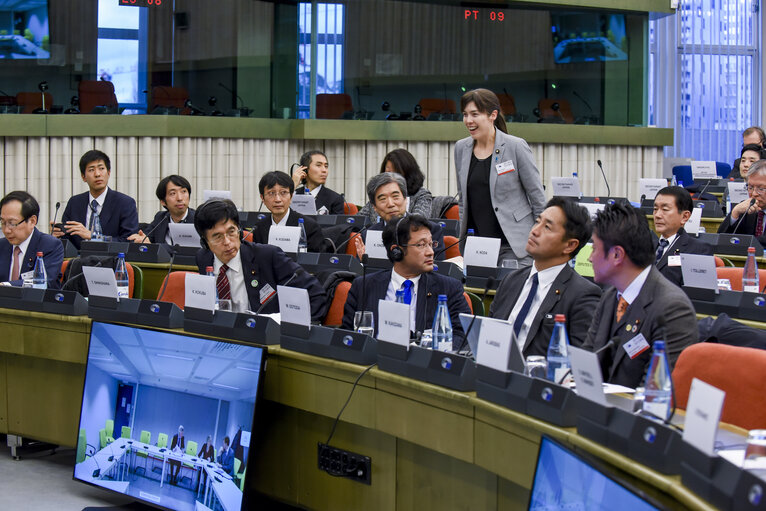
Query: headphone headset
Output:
[[388, 216, 406, 263], [197, 199, 244, 250]]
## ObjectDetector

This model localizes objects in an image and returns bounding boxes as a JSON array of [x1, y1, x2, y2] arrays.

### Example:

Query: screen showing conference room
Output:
[[74, 321, 265, 511]]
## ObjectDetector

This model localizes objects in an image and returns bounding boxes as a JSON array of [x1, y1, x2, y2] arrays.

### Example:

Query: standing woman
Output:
[[455, 89, 546, 266]]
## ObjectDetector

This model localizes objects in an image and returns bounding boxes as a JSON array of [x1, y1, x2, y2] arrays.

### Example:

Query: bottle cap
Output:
[[748, 247, 756, 253], [554, 314, 566, 322], [36, 251, 43, 257], [438, 294, 447, 300], [653, 340, 666, 350], [298, 218, 304, 223], [206, 266, 214, 273], [118, 252, 125, 257]]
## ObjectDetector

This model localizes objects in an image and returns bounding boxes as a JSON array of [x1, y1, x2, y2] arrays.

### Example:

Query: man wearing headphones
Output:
[[341, 214, 470, 348], [291, 150, 345, 215], [194, 199, 328, 320]]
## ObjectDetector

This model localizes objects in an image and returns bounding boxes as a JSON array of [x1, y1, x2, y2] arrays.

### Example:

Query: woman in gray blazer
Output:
[[455, 88, 546, 266]]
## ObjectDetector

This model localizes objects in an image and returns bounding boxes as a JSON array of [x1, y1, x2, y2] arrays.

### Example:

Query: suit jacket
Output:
[[582, 267, 698, 388], [198, 442, 215, 461], [61, 189, 139, 249], [358, 187, 434, 222], [219, 446, 235, 475], [253, 209, 325, 253], [196, 241, 328, 321], [341, 269, 471, 348], [368, 218, 446, 261], [0, 228, 64, 289], [489, 264, 601, 357], [145, 208, 196, 245], [295, 185, 345, 215], [170, 434, 185, 453], [718, 210, 766, 245], [455, 129, 546, 258], [656, 228, 714, 287]]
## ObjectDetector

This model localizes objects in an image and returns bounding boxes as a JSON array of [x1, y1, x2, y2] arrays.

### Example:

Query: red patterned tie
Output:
[[756, 211, 765, 237], [216, 264, 232, 300], [11, 246, 21, 281]]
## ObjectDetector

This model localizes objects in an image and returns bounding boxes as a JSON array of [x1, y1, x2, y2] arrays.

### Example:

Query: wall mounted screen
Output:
[[0, 0, 50, 59]]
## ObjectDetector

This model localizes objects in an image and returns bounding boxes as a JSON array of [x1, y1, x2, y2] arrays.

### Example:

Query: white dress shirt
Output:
[[507, 262, 567, 351], [165, 209, 189, 245], [308, 184, 322, 197], [619, 265, 652, 307], [213, 250, 249, 313], [271, 210, 290, 227], [385, 269, 422, 332], [7, 232, 33, 282], [85, 188, 108, 230]]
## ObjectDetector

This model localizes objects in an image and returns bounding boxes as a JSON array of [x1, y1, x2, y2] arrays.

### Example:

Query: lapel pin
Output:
[[631, 325, 637, 333], [625, 324, 632, 332], [495, 149, 500, 154], [251, 279, 258, 287], [554, 289, 560, 295]]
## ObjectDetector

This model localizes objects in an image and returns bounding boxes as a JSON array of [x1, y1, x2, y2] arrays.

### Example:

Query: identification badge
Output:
[[668, 255, 681, 267], [20, 270, 34, 280], [495, 160, 515, 175], [317, 205, 329, 215], [623, 333, 650, 359], [259, 283, 276, 304]]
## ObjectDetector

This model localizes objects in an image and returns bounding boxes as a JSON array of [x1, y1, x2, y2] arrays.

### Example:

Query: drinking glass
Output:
[[525, 355, 547, 379], [744, 430, 766, 470], [354, 311, 374, 336]]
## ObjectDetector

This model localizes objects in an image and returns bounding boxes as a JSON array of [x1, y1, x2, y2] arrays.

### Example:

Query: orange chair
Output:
[[462, 292, 473, 314], [344, 202, 359, 215], [16, 92, 53, 114], [716, 267, 766, 291], [156, 271, 195, 310], [151, 86, 190, 114], [538, 98, 574, 124], [316, 93, 353, 119], [444, 204, 459, 221], [78, 80, 118, 114], [243, 230, 254, 242], [346, 232, 362, 256], [60, 259, 135, 297], [672, 343, 766, 430], [714, 256, 724, 268], [60, 260, 70, 285], [442, 235, 460, 259], [497, 92, 517, 116], [417, 98, 456, 119], [323, 281, 351, 326]]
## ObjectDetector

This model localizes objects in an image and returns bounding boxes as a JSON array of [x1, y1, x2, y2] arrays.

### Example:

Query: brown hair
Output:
[[460, 88, 507, 134]]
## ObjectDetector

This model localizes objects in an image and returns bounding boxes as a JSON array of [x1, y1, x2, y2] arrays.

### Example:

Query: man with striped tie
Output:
[[718, 159, 766, 246]]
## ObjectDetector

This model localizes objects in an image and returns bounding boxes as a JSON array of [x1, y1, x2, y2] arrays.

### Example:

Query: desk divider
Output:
[[280, 322, 377, 366]]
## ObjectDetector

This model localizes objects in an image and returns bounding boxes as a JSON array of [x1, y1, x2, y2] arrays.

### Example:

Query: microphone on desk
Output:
[[157, 245, 180, 301], [62, 259, 105, 292], [140, 211, 170, 244], [454, 275, 495, 355], [732, 198, 756, 234], [51, 201, 61, 226], [254, 269, 305, 315], [597, 160, 611, 198], [332, 223, 372, 254]]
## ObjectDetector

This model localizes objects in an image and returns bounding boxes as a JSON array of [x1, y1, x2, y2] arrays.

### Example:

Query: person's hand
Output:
[[128, 230, 150, 243], [731, 197, 759, 220], [353, 233, 366, 259], [292, 166, 308, 188], [50, 221, 64, 238], [63, 221, 91, 240]]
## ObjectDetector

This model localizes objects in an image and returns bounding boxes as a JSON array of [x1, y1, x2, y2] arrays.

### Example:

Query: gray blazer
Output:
[[455, 129, 546, 258]]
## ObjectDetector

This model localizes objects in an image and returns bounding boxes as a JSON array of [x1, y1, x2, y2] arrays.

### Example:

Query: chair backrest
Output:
[[346, 232, 362, 256], [60, 260, 70, 285], [125, 262, 137, 298], [444, 204, 460, 221], [157, 432, 168, 448], [716, 267, 766, 291], [140, 430, 151, 444], [105, 419, 114, 437], [324, 280, 351, 326], [239, 467, 246, 490], [76, 429, 88, 464], [157, 271, 196, 309], [418, 98, 456, 118], [462, 292, 473, 314], [186, 440, 198, 456], [672, 343, 766, 430], [316, 93, 353, 119], [715, 161, 732, 178], [671, 165, 694, 186], [242, 230, 254, 242], [78, 80, 118, 114], [714, 256, 724, 268], [15, 92, 53, 114], [442, 235, 460, 259], [344, 202, 359, 215], [538, 98, 574, 123], [233, 457, 242, 475], [498, 92, 517, 116], [464, 291, 485, 316], [121, 426, 131, 439], [99, 428, 107, 449], [152, 86, 190, 113]]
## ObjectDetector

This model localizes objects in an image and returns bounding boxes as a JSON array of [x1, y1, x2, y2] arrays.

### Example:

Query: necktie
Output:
[[655, 238, 669, 263], [513, 273, 539, 337], [401, 279, 414, 305], [88, 199, 99, 230], [756, 211, 765, 237], [616, 296, 629, 323], [216, 264, 232, 300], [11, 246, 21, 281]]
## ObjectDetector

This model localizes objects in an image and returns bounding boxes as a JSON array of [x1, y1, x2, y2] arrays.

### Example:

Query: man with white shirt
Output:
[[341, 214, 469, 345], [292, 150, 345, 215], [194, 198, 327, 320], [490, 198, 601, 358], [582, 203, 697, 388], [128, 175, 196, 245], [53, 149, 138, 249]]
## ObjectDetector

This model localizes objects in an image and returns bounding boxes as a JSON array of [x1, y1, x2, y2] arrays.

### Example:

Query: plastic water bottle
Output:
[[92, 213, 104, 241], [297, 218, 308, 253], [642, 340, 673, 421], [743, 246, 760, 293], [32, 251, 47, 289], [115, 252, 129, 299], [395, 289, 405, 304], [431, 294, 452, 352], [206, 265, 219, 308], [546, 314, 571, 384]]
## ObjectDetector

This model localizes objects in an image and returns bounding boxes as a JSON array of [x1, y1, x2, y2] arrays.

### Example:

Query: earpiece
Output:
[[387, 216, 406, 262]]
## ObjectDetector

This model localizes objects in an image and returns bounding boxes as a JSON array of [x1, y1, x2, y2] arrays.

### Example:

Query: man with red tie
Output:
[[718, 159, 766, 244]]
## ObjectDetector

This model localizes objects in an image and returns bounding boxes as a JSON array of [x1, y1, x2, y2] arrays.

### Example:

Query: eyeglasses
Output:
[[747, 185, 766, 195], [264, 190, 291, 199], [208, 228, 240, 245], [404, 240, 439, 250], [0, 218, 28, 229]]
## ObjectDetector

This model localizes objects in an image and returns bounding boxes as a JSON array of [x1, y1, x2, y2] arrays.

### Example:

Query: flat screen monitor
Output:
[[551, 13, 627, 64], [528, 436, 664, 511], [74, 321, 266, 511], [0, 1, 50, 59]]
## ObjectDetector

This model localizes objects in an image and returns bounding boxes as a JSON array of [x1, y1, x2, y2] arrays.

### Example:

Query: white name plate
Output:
[[185, 273, 216, 311], [268, 225, 300, 253], [681, 253, 718, 290], [83, 266, 119, 298], [291, 195, 318, 215], [551, 177, 582, 197], [464, 236, 501, 268], [691, 161, 717, 180], [168, 223, 201, 247], [377, 299, 410, 346], [365, 230, 388, 259], [278, 285, 310, 326]]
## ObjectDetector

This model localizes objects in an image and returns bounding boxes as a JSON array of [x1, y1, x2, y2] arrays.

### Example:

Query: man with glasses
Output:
[[194, 198, 327, 319], [253, 171, 325, 252], [0, 191, 63, 288], [342, 214, 470, 345], [718, 159, 766, 243]]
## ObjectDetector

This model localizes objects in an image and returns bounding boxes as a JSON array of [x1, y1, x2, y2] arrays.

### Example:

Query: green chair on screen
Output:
[[121, 426, 131, 439], [76, 429, 88, 464], [105, 420, 115, 444], [180, 440, 198, 488], [134, 430, 152, 476], [99, 428, 107, 450], [233, 458, 242, 485], [152, 432, 168, 475], [239, 466, 246, 491]]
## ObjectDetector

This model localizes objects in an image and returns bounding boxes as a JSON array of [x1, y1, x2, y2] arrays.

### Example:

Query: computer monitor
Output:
[[0, 1, 50, 60], [529, 436, 664, 511], [74, 321, 266, 511]]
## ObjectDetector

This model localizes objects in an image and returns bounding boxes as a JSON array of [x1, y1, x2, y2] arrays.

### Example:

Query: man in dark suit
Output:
[[653, 186, 714, 287], [253, 171, 325, 252], [490, 198, 601, 357], [342, 214, 470, 347], [0, 191, 63, 288], [129, 175, 195, 245], [53, 149, 138, 249], [218, 436, 235, 476], [582, 203, 698, 389], [718, 159, 766, 244], [169, 425, 185, 485], [291, 150, 345, 215], [194, 198, 327, 321]]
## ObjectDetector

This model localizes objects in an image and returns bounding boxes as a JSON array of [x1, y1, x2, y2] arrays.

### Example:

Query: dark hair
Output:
[[299, 150, 327, 168], [193, 199, 239, 239], [592, 203, 655, 268], [79, 150, 111, 176], [741, 143, 765, 158], [0, 191, 39, 220], [544, 197, 592, 258], [224, 436, 230, 445], [382, 214, 431, 263], [655, 186, 693, 213], [155, 175, 192, 202], [258, 171, 294, 195], [380, 149, 425, 196], [367, 172, 407, 203], [460, 88, 507, 134], [743, 126, 766, 147]]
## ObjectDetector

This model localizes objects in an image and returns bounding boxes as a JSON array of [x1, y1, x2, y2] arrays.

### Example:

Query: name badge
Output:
[[82, 266, 119, 298], [667, 255, 681, 267], [259, 283, 276, 305], [268, 225, 300, 253], [277, 285, 310, 326], [495, 160, 515, 175], [20, 270, 34, 281], [364, 230, 387, 259], [377, 299, 410, 347], [623, 333, 650, 359], [475, 318, 514, 372], [184, 273, 216, 311], [317, 205, 329, 215]]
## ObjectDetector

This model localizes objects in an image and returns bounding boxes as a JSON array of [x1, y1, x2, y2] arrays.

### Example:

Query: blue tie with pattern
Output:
[[401, 279, 414, 305], [88, 199, 99, 230], [655, 238, 669, 264]]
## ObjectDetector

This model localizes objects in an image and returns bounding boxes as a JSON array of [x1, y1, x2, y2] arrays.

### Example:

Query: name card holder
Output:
[[697, 233, 764, 257], [295, 252, 363, 276], [464, 266, 513, 290], [80, 241, 131, 258], [604, 407, 682, 475], [280, 323, 377, 366], [315, 215, 370, 227], [87, 296, 141, 324], [575, 396, 620, 446], [238, 211, 270, 229], [135, 300, 184, 329], [712, 455, 766, 510], [42, 289, 88, 316], [183, 306, 280, 345], [61, 239, 79, 258], [126, 243, 171, 264], [692, 199, 725, 218], [679, 441, 725, 506], [575, 196, 631, 207], [377, 341, 476, 392], [682, 287, 743, 317], [0, 286, 45, 312]]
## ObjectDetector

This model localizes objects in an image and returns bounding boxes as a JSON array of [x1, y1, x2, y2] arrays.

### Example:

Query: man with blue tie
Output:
[[52, 149, 138, 249], [0, 191, 63, 288]]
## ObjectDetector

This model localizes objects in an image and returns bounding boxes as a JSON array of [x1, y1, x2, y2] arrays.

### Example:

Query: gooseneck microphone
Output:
[[455, 275, 495, 354], [140, 211, 170, 244], [596, 160, 611, 198], [157, 246, 179, 301], [732, 198, 756, 234], [254, 269, 306, 315], [333, 223, 372, 254], [218, 82, 245, 109], [51, 201, 61, 228]]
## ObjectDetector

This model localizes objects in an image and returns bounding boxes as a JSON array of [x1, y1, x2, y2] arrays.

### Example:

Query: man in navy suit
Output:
[[218, 436, 235, 476], [291, 150, 345, 215], [0, 191, 63, 288], [194, 199, 327, 321], [53, 149, 138, 249], [342, 214, 470, 347], [128, 175, 196, 245], [718, 159, 766, 245]]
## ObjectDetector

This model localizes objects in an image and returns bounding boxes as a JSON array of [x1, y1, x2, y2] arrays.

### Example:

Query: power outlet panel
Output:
[[317, 442, 371, 485]]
